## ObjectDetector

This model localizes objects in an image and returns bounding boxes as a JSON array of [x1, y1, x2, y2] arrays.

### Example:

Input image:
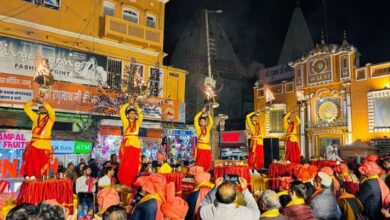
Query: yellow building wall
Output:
[[0, 0, 186, 103], [350, 68, 390, 142]]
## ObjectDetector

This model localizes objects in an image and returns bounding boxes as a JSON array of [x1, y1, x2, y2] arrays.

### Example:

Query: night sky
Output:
[[164, 0, 390, 73]]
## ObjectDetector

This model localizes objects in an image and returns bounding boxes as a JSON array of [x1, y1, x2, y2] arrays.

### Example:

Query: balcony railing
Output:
[[104, 16, 162, 49]]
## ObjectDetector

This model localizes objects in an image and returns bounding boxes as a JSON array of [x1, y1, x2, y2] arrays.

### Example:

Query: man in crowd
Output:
[[326, 140, 343, 161], [309, 171, 342, 219], [259, 190, 286, 219], [98, 166, 115, 188], [200, 177, 260, 220], [76, 166, 96, 214]]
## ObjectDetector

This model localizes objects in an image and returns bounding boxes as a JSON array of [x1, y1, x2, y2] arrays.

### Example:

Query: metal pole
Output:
[[205, 9, 212, 78]]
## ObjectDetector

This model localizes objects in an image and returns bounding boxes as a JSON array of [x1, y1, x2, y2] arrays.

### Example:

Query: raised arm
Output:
[[136, 107, 143, 130], [206, 113, 213, 131], [283, 111, 291, 131], [194, 111, 202, 132], [24, 100, 38, 121], [246, 112, 256, 134], [43, 102, 55, 121], [120, 103, 129, 122], [295, 114, 301, 126]]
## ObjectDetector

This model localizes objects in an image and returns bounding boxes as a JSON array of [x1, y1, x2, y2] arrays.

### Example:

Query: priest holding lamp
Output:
[[283, 109, 301, 163]]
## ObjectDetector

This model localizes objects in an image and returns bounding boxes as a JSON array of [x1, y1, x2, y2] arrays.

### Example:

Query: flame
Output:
[[265, 88, 275, 103], [204, 84, 216, 100], [296, 90, 305, 102]]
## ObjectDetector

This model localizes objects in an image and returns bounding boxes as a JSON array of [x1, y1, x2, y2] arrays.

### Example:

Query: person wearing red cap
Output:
[[277, 177, 292, 208], [131, 174, 188, 220], [357, 155, 390, 219], [186, 166, 214, 220], [297, 164, 317, 202], [21, 97, 55, 180], [246, 111, 264, 173], [283, 111, 301, 163], [334, 163, 359, 194], [118, 98, 143, 186], [193, 108, 213, 172]]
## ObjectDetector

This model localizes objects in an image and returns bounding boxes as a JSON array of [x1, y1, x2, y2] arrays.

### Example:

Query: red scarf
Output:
[[32, 114, 49, 135], [255, 123, 261, 135], [87, 177, 96, 192], [126, 119, 136, 133], [198, 127, 207, 140], [288, 122, 294, 133]]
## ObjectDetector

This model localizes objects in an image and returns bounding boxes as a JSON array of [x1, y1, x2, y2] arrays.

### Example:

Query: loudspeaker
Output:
[[263, 138, 280, 168]]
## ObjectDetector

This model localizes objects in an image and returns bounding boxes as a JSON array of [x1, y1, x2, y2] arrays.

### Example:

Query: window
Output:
[[146, 14, 157, 28], [149, 67, 163, 97], [23, 0, 61, 10], [269, 109, 284, 133], [103, 1, 115, 16], [123, 8, 139, 23], [107, 58, 122, 90]]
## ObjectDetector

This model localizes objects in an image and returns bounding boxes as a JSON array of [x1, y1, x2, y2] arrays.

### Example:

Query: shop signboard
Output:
[[74, 141, 92, 154], [0, 129, 31, 149], [0, 72, 183, 122], [52, 140, 74, 154], [0, 36, 108, 86]]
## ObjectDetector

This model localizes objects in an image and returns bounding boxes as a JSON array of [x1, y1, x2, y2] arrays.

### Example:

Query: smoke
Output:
[[246, 62, 265, 79]]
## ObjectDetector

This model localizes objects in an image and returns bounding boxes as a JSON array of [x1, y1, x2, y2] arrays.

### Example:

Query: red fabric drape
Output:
[[213, 166, 251, 183], [17, 179, 73, 213], [310, 160, 337, 170]]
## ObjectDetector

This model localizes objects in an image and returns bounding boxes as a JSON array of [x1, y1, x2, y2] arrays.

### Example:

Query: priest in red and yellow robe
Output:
[[246, 111, 264, 171], [22, 97, 55, 179], [118, 101, 143, 186], [283, 111, 301, 163], [194, 109, 213, 172]]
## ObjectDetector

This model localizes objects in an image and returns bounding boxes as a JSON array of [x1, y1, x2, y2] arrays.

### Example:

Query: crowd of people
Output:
[[3, 153, 390, 220]]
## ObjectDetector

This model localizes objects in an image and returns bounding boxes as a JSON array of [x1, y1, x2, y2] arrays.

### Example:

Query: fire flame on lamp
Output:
[[265, 88, 275, 104], [204, 83, 219, 109], [296, 90, 305, 103], [34, 58, 54, 97]]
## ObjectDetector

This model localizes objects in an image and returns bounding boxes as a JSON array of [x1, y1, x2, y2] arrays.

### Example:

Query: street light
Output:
[[204, 9, 223, 87]]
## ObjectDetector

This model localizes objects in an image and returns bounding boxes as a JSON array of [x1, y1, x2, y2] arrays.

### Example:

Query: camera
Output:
[[223, 174, 239, 184]]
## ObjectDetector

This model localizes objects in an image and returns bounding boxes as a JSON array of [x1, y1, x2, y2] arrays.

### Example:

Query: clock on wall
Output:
[[311, 58, 328, 74]]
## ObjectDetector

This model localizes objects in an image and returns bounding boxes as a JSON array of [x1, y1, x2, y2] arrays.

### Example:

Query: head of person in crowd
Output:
[[316, 171, 332, 189], [216, 181, 237, 205], [289, 181, 307, 201], [6, 203, 37, 220], [105, 166, 115, 178], [259, 190, 281, 212], [359, 155, 382, 177], [80, 158, 86, 164], [34, 201, 66, 220], [383, 159, 390, 172], [298, 164, 318, 183], [67, 162, 74, 171], [110, 154, 118, 164], [189, 166, 211, 185], [82, 165, 91, 177], [102, 205, 127, 220]]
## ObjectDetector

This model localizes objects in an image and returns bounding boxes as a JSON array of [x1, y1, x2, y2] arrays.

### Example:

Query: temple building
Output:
[[170, 10, 247, 127], [254, 33, 390, 158]]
